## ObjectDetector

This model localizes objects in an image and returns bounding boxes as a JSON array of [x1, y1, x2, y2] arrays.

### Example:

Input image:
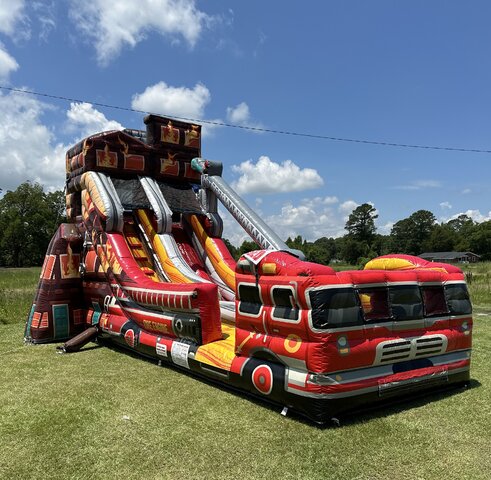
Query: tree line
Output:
[[0, 183, 65, 267], [0, 184, 489, 268], [229, 203, 491, 266]]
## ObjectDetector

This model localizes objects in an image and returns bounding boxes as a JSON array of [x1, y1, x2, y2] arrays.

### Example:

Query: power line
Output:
[[1, 84, 490, 154]]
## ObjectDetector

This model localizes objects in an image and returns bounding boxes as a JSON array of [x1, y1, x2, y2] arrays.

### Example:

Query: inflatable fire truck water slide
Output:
[[24, 115, 473, 424]]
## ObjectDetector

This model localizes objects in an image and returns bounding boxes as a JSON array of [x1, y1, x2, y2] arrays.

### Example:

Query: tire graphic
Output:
[[124, 329, 135, 348], [252, 364, 273, 395]]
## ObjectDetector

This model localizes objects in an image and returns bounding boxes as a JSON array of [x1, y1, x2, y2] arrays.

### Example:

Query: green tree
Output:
[[341, 237, 368, 265], [286, 235, 306, 251], [390, 217, 412, 254], [372, 234, 391, 256], [446, 214, 475, 251], [345, 203, 378, 242], [469, 221, 491, 260], [306, 237, 336, 265], [447, 214, 475, 234], [341, 203, 378, 264], [427, 224, 456, 252], [390, 210, 436, 255], [0, 182, 65, 267], [235, 239, 260, 259]]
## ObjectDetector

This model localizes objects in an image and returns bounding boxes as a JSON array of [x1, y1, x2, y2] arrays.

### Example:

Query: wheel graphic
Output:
[[124, 329, 135, 348], [252, 364, 273, 395]]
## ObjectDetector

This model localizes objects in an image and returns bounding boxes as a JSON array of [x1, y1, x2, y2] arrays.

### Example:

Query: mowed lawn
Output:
[[0, 267, 490, 479]]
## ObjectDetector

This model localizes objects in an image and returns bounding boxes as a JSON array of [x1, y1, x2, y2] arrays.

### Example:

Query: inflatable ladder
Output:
[[124, 217, 160, 281]]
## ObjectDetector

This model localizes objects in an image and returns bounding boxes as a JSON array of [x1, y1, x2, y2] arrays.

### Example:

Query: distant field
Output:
[[0, 267, 40, 325], [0, 265, 489, 479], [461, 261, 491, 309]]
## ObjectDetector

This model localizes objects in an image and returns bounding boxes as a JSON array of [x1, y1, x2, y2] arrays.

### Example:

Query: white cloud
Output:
[[264, 197, 350, 241], [32, 1, 56, 41], [440, 201, 452, 210], [226, 101, 263, 130], [66, 102, 123, 140], [232, 156, 324, 194], [0, 0, 26, 37], [132, 81, 210, 119], [220, 195, 350, 246], [69, 0, 213, 65], [379, 221, 394, 235], [394, 179, 442, 190], [220, 208, 249, 247], [131, 81, 221, 137], [0, 93, 126, 194], [338, 200, 360, 222], [339, 200, 359, 214], [461, 188, 471, 195], [0, 0, 26, 81], [227, 102, 249, 124], [0, 44, 19, 79], [0, 91, 66, 192], [449, 210, 491, 223]]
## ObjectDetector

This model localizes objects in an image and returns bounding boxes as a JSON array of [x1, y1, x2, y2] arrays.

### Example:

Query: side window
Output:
[[309, 288, 362, 330], [422, 286, 449, 317], [358, 287, 390, 322], [445, 284, 472, 315], [238, 284, 262, 316], [271, 287, 299, 322], [389, 286, 423, 320]]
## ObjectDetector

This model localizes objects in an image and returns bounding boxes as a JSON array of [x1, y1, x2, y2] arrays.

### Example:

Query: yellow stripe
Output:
[[365, 257, 448, 273], [195, 323, 236, 370]]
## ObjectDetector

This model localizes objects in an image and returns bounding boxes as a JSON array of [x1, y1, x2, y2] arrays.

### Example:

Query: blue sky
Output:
[[0, 1, 490, 245]]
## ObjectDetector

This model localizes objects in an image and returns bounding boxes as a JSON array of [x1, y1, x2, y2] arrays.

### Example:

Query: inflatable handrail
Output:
[[138, 176, 172, 234], [201, 172, 304, 259], [81, 172, 124, 232]]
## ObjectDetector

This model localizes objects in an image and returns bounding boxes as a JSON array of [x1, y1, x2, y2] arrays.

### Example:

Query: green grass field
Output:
[[0, 268, 40, 325], [0, 266, 490, 479]]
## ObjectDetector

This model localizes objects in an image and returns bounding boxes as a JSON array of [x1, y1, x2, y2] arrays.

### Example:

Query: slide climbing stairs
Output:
[[123, 217, 160, 282]]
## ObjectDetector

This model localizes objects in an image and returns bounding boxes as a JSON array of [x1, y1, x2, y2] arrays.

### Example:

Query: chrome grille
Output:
[[414, 336, 446, 357], [374, 334, 448, 365]]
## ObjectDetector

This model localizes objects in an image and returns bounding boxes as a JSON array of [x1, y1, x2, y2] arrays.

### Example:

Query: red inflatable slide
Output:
[[24, 115, 473, 424]]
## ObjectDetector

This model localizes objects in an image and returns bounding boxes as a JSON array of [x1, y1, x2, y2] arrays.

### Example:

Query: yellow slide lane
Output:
[[189, 215, 236, 290], [136, 209, 194, 284]]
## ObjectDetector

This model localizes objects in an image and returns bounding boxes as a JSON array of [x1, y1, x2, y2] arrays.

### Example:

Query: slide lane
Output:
[[172, 223, 212, 282], [93, 229, 222, 344], [135, 209, 236, 320], [188, 214, 236, 293], [136, 209, 210, 285]]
